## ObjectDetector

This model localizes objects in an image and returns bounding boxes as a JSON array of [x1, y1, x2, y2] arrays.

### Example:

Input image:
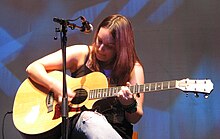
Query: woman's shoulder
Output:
[[134, 62, 143, 68], [66, 44, 90, 55], [67, 44, 89, 51], [132, 62, 144, 76], [67, 45, 91, 72]]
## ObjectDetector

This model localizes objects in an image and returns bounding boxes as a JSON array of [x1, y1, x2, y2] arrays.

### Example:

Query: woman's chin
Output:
[[97, 55, 106, 62]]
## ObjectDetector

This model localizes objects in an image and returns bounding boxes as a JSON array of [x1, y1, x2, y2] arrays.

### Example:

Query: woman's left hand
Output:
[[117, 82, 136, 105]]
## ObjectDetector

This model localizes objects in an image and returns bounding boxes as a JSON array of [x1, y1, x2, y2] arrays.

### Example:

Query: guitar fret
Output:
[[97, 89, 102, 98], [99, 89, 103, 98], [110, 87, 114, 95], [97, 89, 101, 98], [150, 83, 156, 91], [109, 87, 112, 96], [108, 88, 111, 96], [96, 89, 100, 98], [113, 87, 117, 94], [102, 89, 105, 97], [93, 90, 96, 99], [103, 88, 108, 97], [134, 85, 137, 94], [129, 86, 133, 94], [94, 89, 98, 98], [170, 81, 176, 88], [103, 89, 105, 97], [161, 82, 163, 90], [112, 87, 114, 96], [140, 85, 144, 92], [115, 87, 120, 96], [156, 82, 162, 90], [135, 84, 139, 94], [110, 87, 113, 95], [93, 89, 96, 99], [111, 87, 114, 95], [92, 90, 95, 99], [101, 88, 105, 97], [145, 84, 149, 92], [96, 89, 99, 98], [89, 90, 92, 99], [163, 81, 169, 89]]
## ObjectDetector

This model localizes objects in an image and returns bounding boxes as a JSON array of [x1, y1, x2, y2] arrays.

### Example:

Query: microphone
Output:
[[80, 16, 93, 34]]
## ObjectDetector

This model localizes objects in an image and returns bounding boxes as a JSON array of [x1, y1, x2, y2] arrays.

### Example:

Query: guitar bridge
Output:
[[46, 91, 54, 113]]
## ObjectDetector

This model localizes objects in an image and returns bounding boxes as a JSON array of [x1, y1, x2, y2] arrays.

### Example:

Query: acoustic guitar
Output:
[[13, 71, 213, 135]]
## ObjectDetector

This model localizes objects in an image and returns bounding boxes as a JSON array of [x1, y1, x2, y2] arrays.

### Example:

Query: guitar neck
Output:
[[89, 80, 177, 99]]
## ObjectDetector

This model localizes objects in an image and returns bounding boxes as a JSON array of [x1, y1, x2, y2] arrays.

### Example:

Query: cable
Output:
[[2, 111, 13, 139], [67, 16, 82, 22]]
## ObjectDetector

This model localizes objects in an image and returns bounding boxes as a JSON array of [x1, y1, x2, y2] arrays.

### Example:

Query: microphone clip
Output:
[[53, 16, 93, 34]]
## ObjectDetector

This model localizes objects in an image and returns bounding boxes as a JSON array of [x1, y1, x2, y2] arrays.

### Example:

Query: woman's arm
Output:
[[118, 63, 145, 124], [26, 45, 89, 103]]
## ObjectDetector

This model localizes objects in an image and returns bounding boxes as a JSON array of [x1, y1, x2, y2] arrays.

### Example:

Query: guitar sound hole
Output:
[[71, 88, 87, 104]]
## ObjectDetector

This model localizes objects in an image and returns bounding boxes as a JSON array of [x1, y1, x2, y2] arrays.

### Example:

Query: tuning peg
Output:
[[204, 94, 209, 99], [194, 93, 199, 98]]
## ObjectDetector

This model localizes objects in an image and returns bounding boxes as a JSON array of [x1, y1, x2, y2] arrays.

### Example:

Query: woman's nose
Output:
[[98, 44, 105, 51]]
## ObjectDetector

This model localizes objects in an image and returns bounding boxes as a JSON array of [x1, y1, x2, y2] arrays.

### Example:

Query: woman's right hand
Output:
[[50, 79, 76, 104]]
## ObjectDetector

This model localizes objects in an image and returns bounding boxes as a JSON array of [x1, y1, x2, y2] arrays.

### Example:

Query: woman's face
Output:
[[95, 27, 116, 63]]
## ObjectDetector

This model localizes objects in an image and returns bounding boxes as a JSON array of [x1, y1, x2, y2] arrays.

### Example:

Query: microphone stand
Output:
[[61, 23, 69, 139], [53, 17, 89, 139], [55, 20, 70, 139]]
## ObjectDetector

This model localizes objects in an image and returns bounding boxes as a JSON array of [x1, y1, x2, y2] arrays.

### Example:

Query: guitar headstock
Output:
[[176, 78, 214, 98]]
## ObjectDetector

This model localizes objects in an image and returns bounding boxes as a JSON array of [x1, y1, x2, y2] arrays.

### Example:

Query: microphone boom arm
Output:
[[53, 16, 92, 32]]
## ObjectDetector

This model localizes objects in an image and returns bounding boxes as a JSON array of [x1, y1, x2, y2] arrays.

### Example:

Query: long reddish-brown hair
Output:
[[90, 14, 142, 85]]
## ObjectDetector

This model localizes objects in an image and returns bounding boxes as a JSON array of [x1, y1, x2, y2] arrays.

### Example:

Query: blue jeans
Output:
[[72, 111, 122, 139]]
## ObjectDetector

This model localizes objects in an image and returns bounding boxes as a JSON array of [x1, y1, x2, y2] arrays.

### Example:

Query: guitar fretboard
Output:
[[89, 80, 177, 99]]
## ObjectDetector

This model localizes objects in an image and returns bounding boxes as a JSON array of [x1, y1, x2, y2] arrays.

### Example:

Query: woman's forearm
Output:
[[26, 62, 54, 90]]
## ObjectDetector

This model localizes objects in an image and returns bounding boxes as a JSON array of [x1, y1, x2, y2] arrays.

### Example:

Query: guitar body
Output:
[[13, 71, 108, 135], [18, 125, 61, 139]]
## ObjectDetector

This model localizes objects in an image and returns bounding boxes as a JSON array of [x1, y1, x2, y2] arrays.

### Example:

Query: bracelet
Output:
[[122, 100, 137, 114]]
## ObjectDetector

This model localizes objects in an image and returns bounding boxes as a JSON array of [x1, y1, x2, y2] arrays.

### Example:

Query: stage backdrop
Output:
[[1, 0, 220, 139]]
